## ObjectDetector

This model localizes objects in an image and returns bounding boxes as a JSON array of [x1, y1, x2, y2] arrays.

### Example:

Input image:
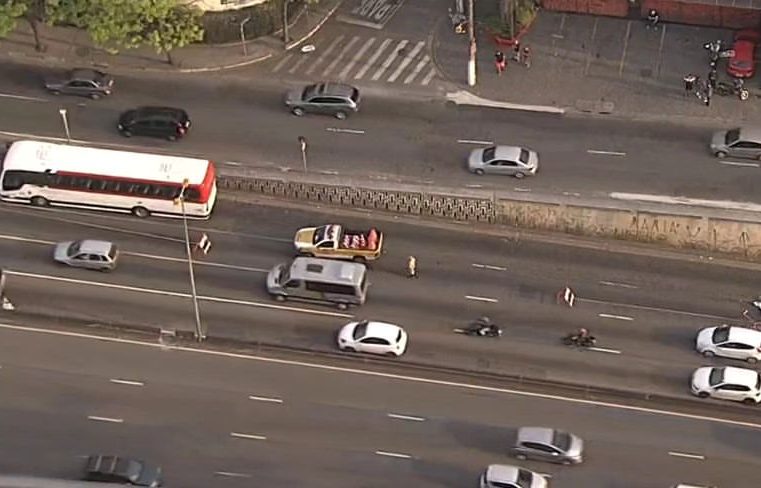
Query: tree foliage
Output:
[[0, 1, 27, 39]]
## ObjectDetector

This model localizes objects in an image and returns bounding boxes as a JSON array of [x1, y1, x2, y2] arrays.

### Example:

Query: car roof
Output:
[[517, 426, 555, 445], [313, 82, 356, 98], [486, 464, 520, 483], [722, 366, 760, 385], [738, 126, 761, 142], [76, 240, 114, 255], [290, 257, 365, 285], [726, 326, 761, 345], [134, 106, 187, 119], [362, 321, 402, 340], [70, 68, 105, 81], [493, 145, 523, 160]]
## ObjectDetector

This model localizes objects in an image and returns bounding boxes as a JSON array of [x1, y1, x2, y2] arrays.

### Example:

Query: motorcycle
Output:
[[562, 333, 597, 348], [715, 80, 749, 101], [454, 318, 502, 337], [448, 8, 467, 34]]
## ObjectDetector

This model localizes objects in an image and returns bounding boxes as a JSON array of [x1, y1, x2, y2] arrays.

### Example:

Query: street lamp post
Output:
[[58, 108, 71, 143], [239, 16, 252, 56], [176, 179, 205, 342], [467, 0, 477, 87]]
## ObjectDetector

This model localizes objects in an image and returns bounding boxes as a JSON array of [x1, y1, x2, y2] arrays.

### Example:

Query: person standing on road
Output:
[[683, 73, 696, 97], [522, 46, 531, 68], [494, 50, 506, 75]]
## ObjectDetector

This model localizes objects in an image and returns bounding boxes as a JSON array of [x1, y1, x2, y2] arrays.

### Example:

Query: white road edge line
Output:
[[598, 313, 634, 321], [472, 263, 507, 271], [109, 378, 144, 387], [214, 472, 252, 478], [587, 149, 627, 156], [599, 280, 638, 289], [326, 127, 365, 135], [375, 450, 412, 459], [387, 413, 426, 422], [248, 395, 283, 404], [465, 295, 499, 303], [588, 347, 622, 355], [457, 139, 493, 145], [4, 322, 761, 430], [230, 432, 267, 441], [668, 451, 705, 460], [717, 160, 759, 168], [87, 415, 124, 423], [0, 92, 48, 102]]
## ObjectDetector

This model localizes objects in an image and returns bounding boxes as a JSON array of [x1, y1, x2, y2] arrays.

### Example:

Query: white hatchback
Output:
[[696, 325, 761, 363], [691, 366, 761, 404], [337, 320, 408, 357]]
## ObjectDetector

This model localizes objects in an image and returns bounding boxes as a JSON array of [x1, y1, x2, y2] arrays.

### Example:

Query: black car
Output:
[[84, 455, 162, 487], [44, 68, 114, 99], [117, 106, 191, 141]]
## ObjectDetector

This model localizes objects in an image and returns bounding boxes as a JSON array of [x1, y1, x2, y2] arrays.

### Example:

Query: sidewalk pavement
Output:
[[433, 8, 761, 126], [0, 0, 343, 74]]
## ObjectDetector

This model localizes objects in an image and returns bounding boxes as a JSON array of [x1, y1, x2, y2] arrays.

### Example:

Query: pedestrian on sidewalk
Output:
[[683, 73, 696, 97], [407, 255, 418, 278], [646, 9, 660, 30], [494, 50, 507, 76], [522, 46, 531, 68], [512, 40, 521, 63]]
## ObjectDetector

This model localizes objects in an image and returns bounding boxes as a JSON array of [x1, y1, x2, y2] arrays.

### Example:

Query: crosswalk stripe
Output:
[[421, 66, 436, 86], [305, 35, 345, 75], [355, 38, 392, 80], [404, 54, 430, 84], [322, 36, 361, 77], [287, 53, 311, 75], [272, 54, 294, 74], [387, 41, 425, 82], [372, 39, 408, 81], [339, 37, 376, 80]]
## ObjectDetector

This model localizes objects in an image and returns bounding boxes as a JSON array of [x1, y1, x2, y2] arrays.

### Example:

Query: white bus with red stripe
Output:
[[0, 140, 217, 218]]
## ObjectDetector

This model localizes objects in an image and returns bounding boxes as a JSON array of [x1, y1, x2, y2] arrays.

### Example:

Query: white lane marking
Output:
[[562, 191, 581, 197], [109, 378, 144, 387], [322, 35, 361, 77], [472, 263, 507, 271], [465, 295, 499, 303], [668, 451, 705, 460], [718, 160, 760, 168], [465, 184, 483, 188], [339, 37, 376, 79], [588, 347, 622, 355], [404, 54, 430, 84], [326, 127, 365, 135], [457, 139, 493, 145], [579, 297, 731, 321], [271, 54, 294, 73], [375, 450, 412, 459], [355, 38, 392, 79], [5, 322, 761, 431], [223, 161, 242, 166], [387, 40, 424, 82], [513, 187, 531, 192], [421, 66, 436, 86], [319, 170, 339, 175], [214, 472, 252, 478], [598, 313, 634, 321], [230, 432, 267, 441], [587, 149, 627, 156], [0, 92, 48, 102], [249, 395, 283, 404], [609, 192, 761, 213], [88, 415, 124, 423], [4, 270, 353, 318], [599, 280, 638, 289], [286, 53, 310, 74], [387, 413, 426, 422], [305, 35, 345, 75], [372, 39, 409, 81]]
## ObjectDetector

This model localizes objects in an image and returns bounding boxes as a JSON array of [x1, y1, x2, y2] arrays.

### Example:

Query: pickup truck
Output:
[[294, 224, 383, 262]]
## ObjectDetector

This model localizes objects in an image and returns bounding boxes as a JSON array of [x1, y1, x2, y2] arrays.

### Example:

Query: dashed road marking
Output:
[[0, 92, 48, 102], [718, 160, 760, 168], [230, 432, 267, 441], [472, 263, 507, 271], [88, 415, 124, 423], [109, 378, 144, 387], [387, 413, 426, 422], [599, 280, 638, 289], [375, 450, 412, 459], [587, 149, 627, 156], [465, 295, 499, 303], [513, 187, 531, 192], [588, 347, 622, 355], [214, 472, 252, 478], [249, 395, 283, 404], [457, 139, 493, 145], [668, 451, 705, 460], [598, 313, 634, 321], [326, 127, 365, 134]]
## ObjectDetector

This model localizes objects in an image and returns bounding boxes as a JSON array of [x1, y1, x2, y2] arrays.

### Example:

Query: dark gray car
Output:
[[53, 240, 119, 272], [510, 427, 584, 465], [44, 68, 114, 99], [84, 455, 162, 487], [285, 82, 360, 119]]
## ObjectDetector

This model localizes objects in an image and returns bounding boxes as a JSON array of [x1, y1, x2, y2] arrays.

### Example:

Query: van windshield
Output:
[[278, 265, 290, 284]]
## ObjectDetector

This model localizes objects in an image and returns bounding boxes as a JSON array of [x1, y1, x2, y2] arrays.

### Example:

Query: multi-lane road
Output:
[[1, 198, 759, 400], [0, 324, 758, 488], [0, 61, 756, 205]]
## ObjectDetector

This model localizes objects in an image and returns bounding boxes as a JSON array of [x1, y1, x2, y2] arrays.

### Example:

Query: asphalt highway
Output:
[[0, 325, 757, 487], [1, 199, 760, 401], [0, 61, 752, 204]]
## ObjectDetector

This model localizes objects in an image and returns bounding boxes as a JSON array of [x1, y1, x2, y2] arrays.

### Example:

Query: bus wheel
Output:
[[132, 206, 150, 218], [30, 196, 49, 207]]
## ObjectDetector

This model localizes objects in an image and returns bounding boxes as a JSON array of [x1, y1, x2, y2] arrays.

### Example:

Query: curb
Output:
[[285, 0, 345, 51], [445, 89, 566, 114]]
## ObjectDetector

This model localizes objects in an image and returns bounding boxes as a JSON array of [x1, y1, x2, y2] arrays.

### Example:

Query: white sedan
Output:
[[696, 325, 761, 363], [691, 366, 761, 404], [337, 320, 408, 357]]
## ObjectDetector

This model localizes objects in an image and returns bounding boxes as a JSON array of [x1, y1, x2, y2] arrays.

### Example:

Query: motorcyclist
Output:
[[567, 327, 594, 346], [473, 316, 500, 336]]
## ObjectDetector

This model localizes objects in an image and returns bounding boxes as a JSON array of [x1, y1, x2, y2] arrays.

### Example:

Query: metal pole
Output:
[[283, 0, 290, 46], [179, 183, 204, 342], [240, 17, 251, 56], [467, 0, 477, 86], [58, 108, 71, 143], [298, 136, 307, 172]]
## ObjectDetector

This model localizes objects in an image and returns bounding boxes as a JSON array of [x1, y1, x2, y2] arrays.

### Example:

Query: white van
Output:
[[266, 257, 368, 309]]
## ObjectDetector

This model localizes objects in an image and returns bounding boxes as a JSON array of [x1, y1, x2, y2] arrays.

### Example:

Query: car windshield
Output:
[[350, 88, 360, 102], [108, 244, 117, 260], [67, 241, 82, 257], [519, 148, 530, 164], [278, 265, 290, 284], [725, 128, 740, 145], [313, 226, 329, 244], [117, 459, 142, 482], [712, 327, 730, 344], [482, 146, 496, 162], [302, 84, 319, 100], [515, 469, 533, 488], [708, 367, 724, 387], [353, 320, 369, 340], [552, 430, 572, 451]]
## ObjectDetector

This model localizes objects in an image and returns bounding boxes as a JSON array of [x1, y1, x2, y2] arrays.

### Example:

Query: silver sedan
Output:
[[468, 145, 539, 178], [53, 240, 119, 272]]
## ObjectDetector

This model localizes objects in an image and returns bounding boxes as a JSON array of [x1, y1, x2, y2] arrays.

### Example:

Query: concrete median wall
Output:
[[218, 170, 761, 259]]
